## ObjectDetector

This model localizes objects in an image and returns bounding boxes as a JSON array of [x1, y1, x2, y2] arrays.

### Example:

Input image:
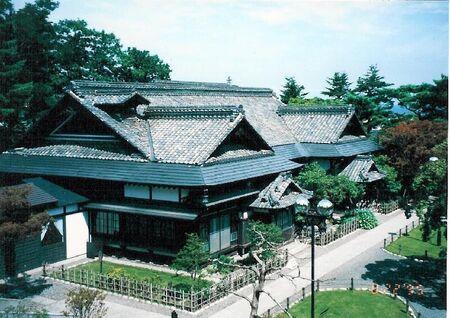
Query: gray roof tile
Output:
[[250, 172, 312, 209], [278, 106, 357, 144], [6, 145, 146, 162], [338, 155, 386, 183]]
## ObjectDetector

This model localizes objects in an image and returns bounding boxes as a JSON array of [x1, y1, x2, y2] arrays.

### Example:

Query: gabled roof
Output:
[[338, 155, 386, 183], [278, 106, 364, 144], [23, 177, 88, 207], [67, 80, 297, 147], [250, 172, 312, 210]]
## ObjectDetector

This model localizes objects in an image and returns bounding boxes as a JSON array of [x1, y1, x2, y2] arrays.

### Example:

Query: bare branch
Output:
[[260, 290, 294, 318], [213, 258, 259, 276]]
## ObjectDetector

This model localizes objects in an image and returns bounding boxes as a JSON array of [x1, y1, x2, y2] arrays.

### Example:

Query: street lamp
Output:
[[295, 195, 334, 318]]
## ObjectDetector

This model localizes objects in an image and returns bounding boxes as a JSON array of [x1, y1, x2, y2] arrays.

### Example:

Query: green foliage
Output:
[[247, 220, 283, 261], [322, 72, 351, 100], [171, 233, 209, 280], [3, 304, 49, 318], [106, 267, 128, 279], [373, 155, 401, 197], [288, 96, 344, 106], [413, 159, 447, 198], [354, 208, 378, 230], [280, 76, 308, 104], [395, 75, 448, 120], [345, 65, 394, 130], [212, 255, 236, 275], [295, 162, 364, 208], [64, 287, 107, 318]]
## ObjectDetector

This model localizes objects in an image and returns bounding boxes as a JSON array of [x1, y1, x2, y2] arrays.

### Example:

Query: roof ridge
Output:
[[278, 105, 354, 114], [139, 104, 244, 118]]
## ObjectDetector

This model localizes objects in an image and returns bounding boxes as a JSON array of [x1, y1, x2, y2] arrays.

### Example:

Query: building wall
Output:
[[66, 211, 89, 258], [0, 234, 65, 277]]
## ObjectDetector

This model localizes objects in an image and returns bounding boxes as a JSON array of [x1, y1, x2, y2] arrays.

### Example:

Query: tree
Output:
[[295, 162, 364, 209], [171, 233, 209, 281], [0, 0, 33, 150], [0, 184, 50, 276], [322, 72, 351, 100], [280, 77, 308, 104], [412, 158, 447, 244], [379, 120, 447, 194], [347, 65, 394, 130], [13, 0, 59, 120], [288, 96, 345, 106], [373, 155, 402, 198], [395, 75, 448, 120], [63, 287, 107, 318], [120, 47, 171, 82]]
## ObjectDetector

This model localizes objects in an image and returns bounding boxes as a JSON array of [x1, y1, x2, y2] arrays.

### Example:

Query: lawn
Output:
[[277, 290, 412, 318], [72, 260, 211, 290], [386, 226, 447, 260]]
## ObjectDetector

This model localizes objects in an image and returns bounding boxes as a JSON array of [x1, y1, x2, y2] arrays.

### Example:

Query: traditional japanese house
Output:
[[0, 80, 381, 259]]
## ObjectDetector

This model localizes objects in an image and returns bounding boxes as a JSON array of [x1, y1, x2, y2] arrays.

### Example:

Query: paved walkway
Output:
[[209, 210, 418, 318]]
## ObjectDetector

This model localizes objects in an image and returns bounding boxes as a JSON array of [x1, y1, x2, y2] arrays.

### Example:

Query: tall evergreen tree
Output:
[[322, 72, 351, 100], [0, 0, 33, 150], [395, 75, 448, 120], [13, 0, 59, 121], [280, 77, 308, 104], [347, 65, 394, 130]]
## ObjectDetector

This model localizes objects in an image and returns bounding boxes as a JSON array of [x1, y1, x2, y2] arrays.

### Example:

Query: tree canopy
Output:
[[379, 120, 447, 192], [295, 162, 364, 209], [322, 72, 351, 100], [395, 75, 448, 120], [171, 233, 209, 280], [0, 0, 172, 152], [280, 77, 308, 104]]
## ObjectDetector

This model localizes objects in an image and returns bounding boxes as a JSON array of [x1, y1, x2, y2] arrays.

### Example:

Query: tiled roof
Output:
[[278, 106, 358, 144], [0, 153, 302, 187], [339, 155, 386, 183], [0, 183, 57, 208], [24, 177, 88, 207], [250, 172, 313, 209], [67, 80, 297, 147], [5, 145, 146, 162], [273, 138, 382, 159]]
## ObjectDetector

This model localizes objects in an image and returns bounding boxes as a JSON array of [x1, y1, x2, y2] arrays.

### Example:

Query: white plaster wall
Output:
[[152, 186, 178, 202], [66, 212, 89, 258], [124, 184, 150, 199]]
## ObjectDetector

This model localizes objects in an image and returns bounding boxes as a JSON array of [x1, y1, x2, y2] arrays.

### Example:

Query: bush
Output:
[[355, 209, 378, 229], [213, 255, 236, 275]]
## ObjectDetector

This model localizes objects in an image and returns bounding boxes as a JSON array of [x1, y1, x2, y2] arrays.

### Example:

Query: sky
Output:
[[13, 0, 449, 96]]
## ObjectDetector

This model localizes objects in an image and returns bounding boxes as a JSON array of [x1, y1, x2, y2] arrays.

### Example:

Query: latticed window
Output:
[[276, 210, 292, 230], [95, 211, 119, 235]]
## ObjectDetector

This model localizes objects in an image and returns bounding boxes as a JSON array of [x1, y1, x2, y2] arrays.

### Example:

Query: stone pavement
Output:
[[209, 210, 418, 318]]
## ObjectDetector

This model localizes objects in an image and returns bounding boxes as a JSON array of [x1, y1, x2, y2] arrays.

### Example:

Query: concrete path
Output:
[[209, 210, 418, 318]]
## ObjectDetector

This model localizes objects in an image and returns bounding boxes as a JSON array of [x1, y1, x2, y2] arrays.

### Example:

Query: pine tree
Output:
[[347, 65, 394, 130], [322, 72, 351, 100], [280, 77, 308, 104]]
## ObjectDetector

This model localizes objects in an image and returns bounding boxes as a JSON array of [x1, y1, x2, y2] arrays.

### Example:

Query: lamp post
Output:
[[295, 195, 334, 318]]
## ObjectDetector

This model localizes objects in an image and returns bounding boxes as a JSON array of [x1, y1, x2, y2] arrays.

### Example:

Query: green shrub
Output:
[[355, 208, 378, 229], [107, 267, 128, 279], [214, 255, 236, 275]]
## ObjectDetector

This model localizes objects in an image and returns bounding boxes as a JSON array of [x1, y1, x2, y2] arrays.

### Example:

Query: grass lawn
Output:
[[72, 261, 211, 290], [386, 226, 447, 260], [277, 290, 411, 318]]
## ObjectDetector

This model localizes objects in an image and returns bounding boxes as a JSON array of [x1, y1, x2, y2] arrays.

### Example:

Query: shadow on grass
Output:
[[362, 258, 446, 309], [0, 274, 52, 299]]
